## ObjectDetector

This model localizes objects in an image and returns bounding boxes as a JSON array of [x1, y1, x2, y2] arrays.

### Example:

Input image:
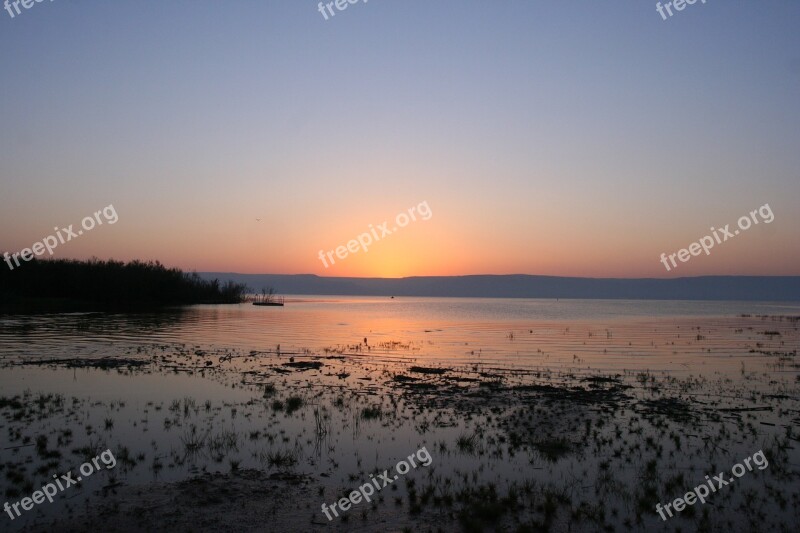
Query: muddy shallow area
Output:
[[1, 314, 798, 532]]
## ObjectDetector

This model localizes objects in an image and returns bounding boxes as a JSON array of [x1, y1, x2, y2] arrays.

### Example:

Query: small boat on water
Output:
[[253, 299, 284, 307]]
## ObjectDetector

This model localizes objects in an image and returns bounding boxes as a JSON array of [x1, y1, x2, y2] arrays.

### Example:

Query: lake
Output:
[[0, 298, 798, 531]]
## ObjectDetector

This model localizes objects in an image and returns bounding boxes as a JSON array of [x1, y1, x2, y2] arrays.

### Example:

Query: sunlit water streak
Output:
[[1, 298, 798, 402], [1, 297, 798, 372]]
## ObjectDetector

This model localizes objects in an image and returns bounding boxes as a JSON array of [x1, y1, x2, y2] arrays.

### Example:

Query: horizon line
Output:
[[198, 272, 800, 281]]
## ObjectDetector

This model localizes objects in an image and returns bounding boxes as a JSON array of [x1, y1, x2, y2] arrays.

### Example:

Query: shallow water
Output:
[[0, 298, 798, 531], [1, 296, 798, 364]]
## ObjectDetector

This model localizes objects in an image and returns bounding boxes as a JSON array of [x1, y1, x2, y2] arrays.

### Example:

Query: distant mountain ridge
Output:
[[196, 273, 800, 301]]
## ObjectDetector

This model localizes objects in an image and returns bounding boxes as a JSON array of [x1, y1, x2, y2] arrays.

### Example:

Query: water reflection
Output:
[[0, 299, 797, 531]]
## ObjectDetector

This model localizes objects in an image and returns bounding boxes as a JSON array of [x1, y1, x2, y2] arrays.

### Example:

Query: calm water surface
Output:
[[0, 298, 797, 531], [2, 297, 798, 364]]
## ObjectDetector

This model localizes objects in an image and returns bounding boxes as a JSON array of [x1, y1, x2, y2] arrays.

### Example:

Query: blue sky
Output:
[[1, 1, 798, 277]]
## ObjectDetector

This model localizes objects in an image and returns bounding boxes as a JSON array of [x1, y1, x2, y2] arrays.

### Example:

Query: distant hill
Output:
[[196, 273, 800, 301]]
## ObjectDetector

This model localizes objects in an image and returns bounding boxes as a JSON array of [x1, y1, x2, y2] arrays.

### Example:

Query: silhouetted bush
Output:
[[0, 257, 247, 310]]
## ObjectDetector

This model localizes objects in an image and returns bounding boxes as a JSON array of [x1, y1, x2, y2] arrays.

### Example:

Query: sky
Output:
[[1, 1, 799, 279]]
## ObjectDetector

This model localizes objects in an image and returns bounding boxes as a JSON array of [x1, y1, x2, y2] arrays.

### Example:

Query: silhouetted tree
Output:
[[0, 256, 247, 310]]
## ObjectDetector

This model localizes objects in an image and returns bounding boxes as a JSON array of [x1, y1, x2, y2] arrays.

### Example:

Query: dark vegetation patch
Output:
[[409, 366, 450, 375], [637, 397, 695, 423], [0, 397, 24, 410], [281, 361, 323, 370], [21, 357, 150, 369], [532, 438, 574, 462], [284, 396, 304, 414], [513, 384, 631, 406], [360, 406, 383, 420], [446, 376, 482, 383], [398, 382, 437, 391], [0, 257, 248, 314], [581, 375, 623, 385]]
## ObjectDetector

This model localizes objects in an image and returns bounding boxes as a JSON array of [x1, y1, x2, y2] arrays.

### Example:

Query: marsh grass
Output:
[[285, 396, 304, 414], [533, 438, 573, 462], [260, 447, 300, 469], [208, 430, 238, 456], [361, 406, 382, 420], [456, 433, 481, 454], [180, 425, 209, 455], [2, 315, 798, 531], [313, 407, 330, 438]]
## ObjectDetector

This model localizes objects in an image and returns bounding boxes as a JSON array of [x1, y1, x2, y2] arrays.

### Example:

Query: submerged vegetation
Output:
[[0, 257, 248, 313], [0, 314, 797, 531]]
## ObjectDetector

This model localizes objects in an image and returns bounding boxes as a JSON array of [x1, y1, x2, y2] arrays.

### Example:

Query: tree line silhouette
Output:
[[0, 257, 248, 311]]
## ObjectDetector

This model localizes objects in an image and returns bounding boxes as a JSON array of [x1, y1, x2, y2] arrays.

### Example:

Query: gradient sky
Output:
[[1, 1, 798, 278]]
